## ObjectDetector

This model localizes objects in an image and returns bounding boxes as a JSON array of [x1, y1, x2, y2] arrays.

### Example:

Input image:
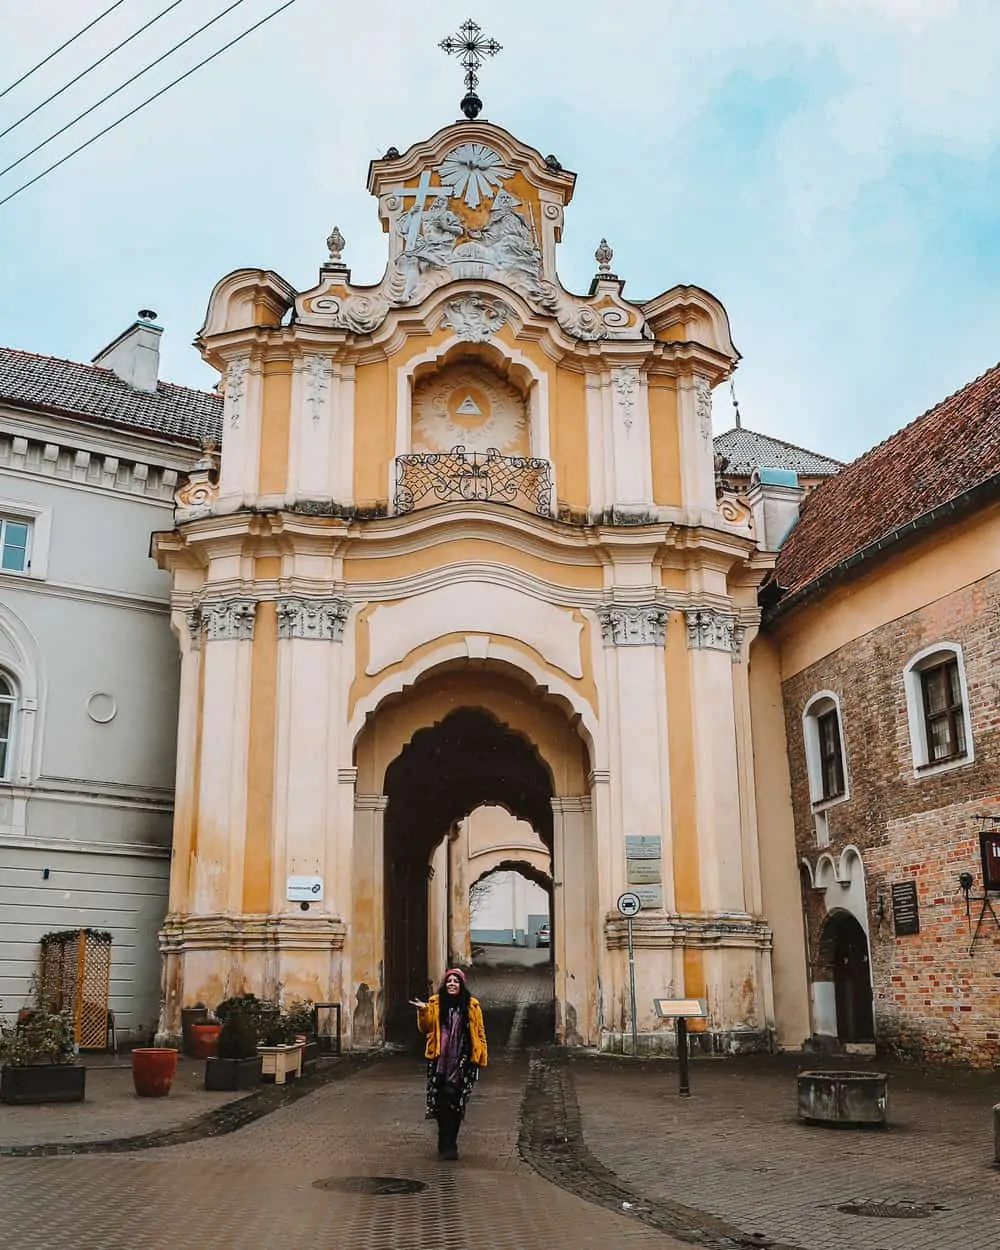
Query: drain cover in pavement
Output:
[[313, 1176, 427, 1196], [837, 1198, 942, 1218]]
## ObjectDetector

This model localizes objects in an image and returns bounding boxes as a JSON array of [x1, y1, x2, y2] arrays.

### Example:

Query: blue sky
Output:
[[2, 0, 999, 462]]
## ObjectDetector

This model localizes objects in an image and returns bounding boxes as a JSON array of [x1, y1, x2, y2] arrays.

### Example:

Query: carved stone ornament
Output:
[[276, 597, 351, 641], [225, 357, 250, 430], [310, 290, 390, 335], [412, 364, 527, 454], [304, 354, 332, 423], [597, 604, 669, 647], [685, 608, 738, 654], [186, 609, 203, 650], [201, 599, 256, 642], [175, 441, 219, 512], [326, 225, 346, 264], [595, 237, 614, 272], [440, 293, 510, 341], [695, 376, 713, 444], [613, 367, 640, 432]]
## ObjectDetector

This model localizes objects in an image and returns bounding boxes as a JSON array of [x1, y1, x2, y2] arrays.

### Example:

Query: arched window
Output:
[[803, 690, 849, 847], [0, 672, 15, 781], [903, 642, 974, 774]]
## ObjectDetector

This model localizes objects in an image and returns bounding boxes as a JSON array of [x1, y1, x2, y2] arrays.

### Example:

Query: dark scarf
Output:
[[437, 985, 470, 1087]]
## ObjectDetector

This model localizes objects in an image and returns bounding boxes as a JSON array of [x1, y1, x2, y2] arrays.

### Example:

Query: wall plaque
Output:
[[634, 884, 663, 909], [890, 881, 919, 936], [980, 830, 1000, 892], [627, 858, 662, 885], [625, 835, 662, 860]]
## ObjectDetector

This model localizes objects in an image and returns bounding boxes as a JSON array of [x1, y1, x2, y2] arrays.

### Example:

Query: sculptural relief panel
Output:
[[411, 363, 528, 455]]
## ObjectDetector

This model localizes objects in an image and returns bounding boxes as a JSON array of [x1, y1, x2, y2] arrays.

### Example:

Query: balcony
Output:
[[394, 446, 553, 517]]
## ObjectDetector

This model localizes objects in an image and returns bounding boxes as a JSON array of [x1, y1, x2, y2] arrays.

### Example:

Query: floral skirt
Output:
[[425, 1057, 478, 1118]]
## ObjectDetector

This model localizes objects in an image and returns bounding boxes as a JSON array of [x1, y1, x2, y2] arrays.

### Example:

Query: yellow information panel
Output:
[[653, 997, 707, 1019]]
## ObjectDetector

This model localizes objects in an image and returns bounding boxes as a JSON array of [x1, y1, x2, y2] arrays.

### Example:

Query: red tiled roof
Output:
[[0, 346, 222, 446], [769, 360, 1000, 603]]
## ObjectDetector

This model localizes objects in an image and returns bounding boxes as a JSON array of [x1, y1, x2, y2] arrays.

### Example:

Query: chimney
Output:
[[748, 467, 803, 551], [92, 309, 162, 393]]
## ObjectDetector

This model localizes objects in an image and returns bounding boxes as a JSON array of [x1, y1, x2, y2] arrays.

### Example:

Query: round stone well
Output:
[[797, 1070, 888, 1127]]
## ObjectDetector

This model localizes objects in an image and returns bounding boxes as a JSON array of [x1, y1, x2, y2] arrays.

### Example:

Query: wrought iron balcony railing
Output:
[[394, 446, 553, 517]]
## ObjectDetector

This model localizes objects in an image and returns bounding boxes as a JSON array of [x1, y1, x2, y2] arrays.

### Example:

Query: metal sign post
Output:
[[654, 998, 708, 1097], [617, 892, 641, 1056]]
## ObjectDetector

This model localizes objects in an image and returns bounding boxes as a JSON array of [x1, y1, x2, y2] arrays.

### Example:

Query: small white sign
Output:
[[617, 891, 641, 918], [287, 875, 323, 902], [653, 997, 708, 1019]]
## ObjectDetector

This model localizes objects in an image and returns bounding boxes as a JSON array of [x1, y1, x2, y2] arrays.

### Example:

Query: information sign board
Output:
[[627, 859, 662, 885], [653, 998, 708, 1019], [287, 875, 324, 902], [633, 884, 663, 909], [980, 830, 1000, 892], [890, 881, 919, 935], [625, 835, 662, 860]]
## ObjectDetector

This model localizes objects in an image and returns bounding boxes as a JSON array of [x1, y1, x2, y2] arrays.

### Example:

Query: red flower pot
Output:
[[190, 1023, 222, 1059], [131, 1047, 178, 1097]]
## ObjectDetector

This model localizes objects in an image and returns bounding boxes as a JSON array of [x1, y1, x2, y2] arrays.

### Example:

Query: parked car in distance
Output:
[[536, 923, 550, 947]]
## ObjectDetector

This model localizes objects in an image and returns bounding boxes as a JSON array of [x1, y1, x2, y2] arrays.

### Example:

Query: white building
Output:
[[0, 314, 219, 1042]]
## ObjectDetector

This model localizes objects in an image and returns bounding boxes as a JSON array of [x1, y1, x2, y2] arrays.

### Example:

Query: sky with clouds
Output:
[[1, 0, 999, 462]]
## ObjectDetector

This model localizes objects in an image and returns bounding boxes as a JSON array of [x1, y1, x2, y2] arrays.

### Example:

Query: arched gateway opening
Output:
[[351, 664, 594, 1049], [818, 910, 875, 1043]]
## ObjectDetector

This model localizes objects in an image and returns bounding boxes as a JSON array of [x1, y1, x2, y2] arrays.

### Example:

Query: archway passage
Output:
[[382, 706, 555, 1043], [819, 911, 875, 1043]]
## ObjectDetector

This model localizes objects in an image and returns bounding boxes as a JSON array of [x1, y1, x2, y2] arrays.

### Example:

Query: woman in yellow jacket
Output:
[[410, 968, 487, 1159]]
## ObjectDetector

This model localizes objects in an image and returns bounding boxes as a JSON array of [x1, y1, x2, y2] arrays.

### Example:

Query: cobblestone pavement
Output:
[[571, 1052, 1000, 1250], [0, 1054, 686, 1250]]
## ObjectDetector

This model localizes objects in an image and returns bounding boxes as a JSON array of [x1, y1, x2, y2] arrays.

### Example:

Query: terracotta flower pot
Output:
[[190, 1022, 222, 1059], [131, 1047, 178, 1097]]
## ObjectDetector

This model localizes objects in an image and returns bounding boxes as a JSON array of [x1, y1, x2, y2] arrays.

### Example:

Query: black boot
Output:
[[437, 1109, 460, 1159]]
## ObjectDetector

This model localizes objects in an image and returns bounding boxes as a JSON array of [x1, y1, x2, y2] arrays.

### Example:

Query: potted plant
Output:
[[256, 1002, 304, 1085], [189, 1017, 222, 1059], [180, 1002, 209, 1056], [205, 997, 262, 1091], [0, 999, 85, 1104], [131, 1044, 179, 1097], [285, 999, 319, 1068]]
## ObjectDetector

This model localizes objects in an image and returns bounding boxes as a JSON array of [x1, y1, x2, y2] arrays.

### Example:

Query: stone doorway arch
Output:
[[351, 662, 594, 1049], [817, 909, 875, 1043]]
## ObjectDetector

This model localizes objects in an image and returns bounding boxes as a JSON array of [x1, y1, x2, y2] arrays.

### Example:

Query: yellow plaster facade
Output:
[[154, 118, 808, 1053]]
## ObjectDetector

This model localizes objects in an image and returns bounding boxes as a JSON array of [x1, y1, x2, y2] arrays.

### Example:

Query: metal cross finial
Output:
[[439, 18, 502, 120]]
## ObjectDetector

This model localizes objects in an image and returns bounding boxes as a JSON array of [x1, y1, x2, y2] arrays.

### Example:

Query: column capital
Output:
[[684, 607, 742, 656], [276, 596, 351, 641], [597, 603, 668, 647], [201, 598, 256, 642]]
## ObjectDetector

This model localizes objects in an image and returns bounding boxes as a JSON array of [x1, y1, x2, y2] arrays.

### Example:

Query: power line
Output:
[[0, 0, 251, 180], [0, 0, 301, 209], [1, 0, 190, 143], [0, 0, 131, 102]]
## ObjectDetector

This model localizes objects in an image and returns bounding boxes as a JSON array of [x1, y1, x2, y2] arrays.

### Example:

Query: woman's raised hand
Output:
[[408, 998, 427, 1009]]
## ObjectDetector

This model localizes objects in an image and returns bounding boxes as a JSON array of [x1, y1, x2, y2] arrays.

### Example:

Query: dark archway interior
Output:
[[818, 911, 875, 1043], [383, 707, 554, 1041]]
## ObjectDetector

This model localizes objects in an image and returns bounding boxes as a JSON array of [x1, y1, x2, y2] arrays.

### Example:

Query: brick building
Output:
[[761, 363, 1000, 1064]]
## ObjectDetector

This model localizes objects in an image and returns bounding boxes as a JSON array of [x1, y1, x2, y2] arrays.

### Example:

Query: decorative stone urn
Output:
[[797, 1070, 888, 1127]]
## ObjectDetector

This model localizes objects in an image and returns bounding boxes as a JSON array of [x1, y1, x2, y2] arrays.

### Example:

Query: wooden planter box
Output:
[[204, 1055, 262, 1091], [1, 1064, 86, 1104], [258, 1042, 304, 1085]]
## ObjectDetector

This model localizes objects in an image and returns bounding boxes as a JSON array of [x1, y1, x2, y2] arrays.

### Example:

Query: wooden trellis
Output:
[[39, 929, 112, 1049]]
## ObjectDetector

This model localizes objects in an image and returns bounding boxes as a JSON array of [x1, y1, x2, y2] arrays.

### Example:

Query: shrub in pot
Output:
[[205, 1001, 261, 1091], [0, 1000, 85, 1105]]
